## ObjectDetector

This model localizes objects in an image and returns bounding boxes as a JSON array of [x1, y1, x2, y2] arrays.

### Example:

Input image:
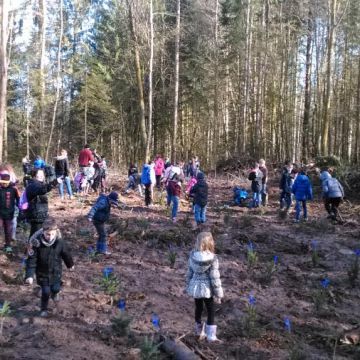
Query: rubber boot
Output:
[[206, 324, 221, 342], [195, 322, 206, 340]]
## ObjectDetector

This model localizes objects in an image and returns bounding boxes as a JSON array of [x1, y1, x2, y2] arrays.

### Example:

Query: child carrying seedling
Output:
[[185, 232, 224, 342], [189, 172, 208, 226], [88, 191, 119, 255], [0, 169, 20, 253], [25, 217, 74, 317]]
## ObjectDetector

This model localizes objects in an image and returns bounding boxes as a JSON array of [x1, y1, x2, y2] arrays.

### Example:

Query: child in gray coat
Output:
[[185, 232, 224, 342]]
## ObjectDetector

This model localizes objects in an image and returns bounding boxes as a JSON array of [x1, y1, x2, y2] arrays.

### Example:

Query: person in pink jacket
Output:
[[154, 154, 165, 190]]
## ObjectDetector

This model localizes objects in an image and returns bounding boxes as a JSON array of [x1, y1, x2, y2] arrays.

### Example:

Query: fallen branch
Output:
[[160, 336, 201, 360]]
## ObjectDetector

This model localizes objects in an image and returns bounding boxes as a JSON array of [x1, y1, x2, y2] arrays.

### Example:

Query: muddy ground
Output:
[[0, 172, 360, 360]]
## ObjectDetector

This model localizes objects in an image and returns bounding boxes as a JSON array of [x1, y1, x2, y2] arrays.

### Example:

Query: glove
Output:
[[214, 297, 221, 304], [25, 277, 33, 285], [69, 266, 75, 272]]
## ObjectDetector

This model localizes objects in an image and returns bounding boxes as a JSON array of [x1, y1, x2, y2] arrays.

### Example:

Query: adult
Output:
[[55, 149, 73, 200], [25, 168, 57, 236], [154, 155, 165, 190], [259, 159, 268, 206], [78, 144, 94, 169]]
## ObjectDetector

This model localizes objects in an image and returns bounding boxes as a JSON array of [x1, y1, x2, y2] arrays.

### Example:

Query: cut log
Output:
[[161, 338, 201, 360]]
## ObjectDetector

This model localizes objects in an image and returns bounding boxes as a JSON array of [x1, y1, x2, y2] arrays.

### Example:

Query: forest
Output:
[[0, 0, 360, 167]]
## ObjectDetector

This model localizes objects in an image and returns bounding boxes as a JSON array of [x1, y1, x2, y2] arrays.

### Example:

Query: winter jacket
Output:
[[190, 180, 208, 207], [150, 164, 156, 185], [249, 169, 263, 193], [154, 158, 164, 176], [141, 164, 152, 185], [0, 185, 20, 220], [185, 251, 223, 299], [55, 155, 70, 177], [26, 230, 73, 286], [88, 194, 111, 222], [320, 171, 344, 198], [168, 180, 181, 197], [292, 173, 313, 201], [259, 166, 267, 184], [25, 179, 55, 223], [186, 177, 197, 193], [279, 168, 292, 193], [78, 148, 94, 167], [128, 166, 138, 177]]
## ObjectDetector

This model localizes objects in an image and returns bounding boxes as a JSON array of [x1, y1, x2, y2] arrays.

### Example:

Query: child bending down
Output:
[[185, 232, 224, 342], [25, 217, 74, 317]]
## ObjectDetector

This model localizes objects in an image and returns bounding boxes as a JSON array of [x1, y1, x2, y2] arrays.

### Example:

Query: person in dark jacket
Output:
[[190, 172, 209, 225], [55, 149, 73, 200], [0, 169, 20, 253], [25, 217, 74, 317], [25, 169, 57, 237], [279, 161, 293, 211], [88, 191, 119, 255], [168, 174, 182, 223], [320, 170, 344, 221], [125, 164, 142, 196], [292, 168, 313, 222]]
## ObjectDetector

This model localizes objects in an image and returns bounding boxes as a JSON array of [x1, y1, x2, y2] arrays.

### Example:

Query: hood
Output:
[[197, 172, 205, 181], [320, 171, 331, 182], [296, 174, 308, 183], [189, 251, 215, 273]]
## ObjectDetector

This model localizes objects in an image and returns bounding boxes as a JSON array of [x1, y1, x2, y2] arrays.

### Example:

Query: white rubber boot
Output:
[[195, 322, 206, 340], [206, 324, 221, 342]]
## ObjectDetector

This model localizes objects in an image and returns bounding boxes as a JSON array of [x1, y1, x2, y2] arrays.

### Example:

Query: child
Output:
[[88, 191, 119, 255], [125, 164, 142, 196], [25, 217, 74, 317], [168, 174, 182, 223], [319, 169, 344, 221], [248, 162, 263, 207], [141, 162, 152, 206], [185, 232, 224, 342], [279, 161, 293, 211], [154, 155, 165, 190], [0, 169, 20, 253], [292, 168, 313, 222], [233, 186, 248, 206], [55, 149, 73, 200], [186, 176, 197, 212], [190, 172, 208, 225]]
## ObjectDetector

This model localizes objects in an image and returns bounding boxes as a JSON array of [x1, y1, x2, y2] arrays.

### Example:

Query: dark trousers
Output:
[[155, 175, 162, 189], [41, 280, 61, 310], [145, 184, 152, 206], [324, 198, 342, 218], [30, 222, 43, 237], [0, 218, 13, 246], [94, 220, 107, 253], [195, 297, 215, 325]]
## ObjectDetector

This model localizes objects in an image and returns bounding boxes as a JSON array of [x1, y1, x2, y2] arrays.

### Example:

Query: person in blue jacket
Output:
[[88, 191, 119, 255], [34, 155, 46, 169], [292, 168, 313, 222]]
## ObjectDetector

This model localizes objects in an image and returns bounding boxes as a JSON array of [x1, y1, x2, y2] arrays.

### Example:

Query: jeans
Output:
[[166, 187, 171, 206], [194, 204, 206, 224], [252, 192, 262, 207], [171, 195, 179, 219], [41, 280, 61, 310], [295, 200, 307, 220], [195, 297, 214, 325], [58, 176, 73, 198], [280, 191, 292, 210], [94, 221, 107, 253], [0, 218, 13, 246], [261, 183, 267, 205]]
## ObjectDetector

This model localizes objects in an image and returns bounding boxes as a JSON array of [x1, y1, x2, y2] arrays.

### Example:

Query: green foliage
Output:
[[111, 314, 132, 337], [246, 244, 258, 270], [167, 247, 177, 268], [97, 274, 120, 302], [243, 303, 258, 337], [140, 336, 160, 360], [0, 301, 11, 337]]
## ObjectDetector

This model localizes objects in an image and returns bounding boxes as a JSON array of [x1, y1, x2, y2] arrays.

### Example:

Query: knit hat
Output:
[[197, 172, 205, 180], [108, 191, 119, 206]]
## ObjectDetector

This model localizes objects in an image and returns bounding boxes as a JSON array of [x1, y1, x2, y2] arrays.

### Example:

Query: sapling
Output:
[[140, 335, 160, 360], [243, 294, 258, 336], [312, 278, 330, 312], [348, 249, 360, 287], [167, 245, 177, 268], [247, 242, 258, 270], [262, 255, 278, 284], [97, 267, 120, 305], [311, 240, 319, 267], [0, 301, 11, 337], [111, 314, 132, 337]]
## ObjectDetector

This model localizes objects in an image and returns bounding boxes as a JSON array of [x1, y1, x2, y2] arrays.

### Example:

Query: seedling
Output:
[[348, 249, 360, 287], [312, 278, 330, 312], [140, 335, 160, 360], [284, 317, 291, 334], [0, 301, 11, 337], [117, 299, 126, 312], [262, 255, 278, 284], [151, 313, 160, 331], [311, 240, 319, 267], [97, 268, 120, 305], [87, 246, 97, 262], [167, 245, 177, 268], [247, 242, 258, 270], [111, 313, 132, 337], [243, 294, 258, 336]]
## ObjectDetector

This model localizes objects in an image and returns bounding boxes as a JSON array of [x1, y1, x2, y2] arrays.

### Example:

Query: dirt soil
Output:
[[1, 172, 360, 360]]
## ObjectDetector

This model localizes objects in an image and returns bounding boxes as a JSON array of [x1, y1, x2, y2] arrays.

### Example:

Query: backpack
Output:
[[248, 171, 256, 181], [141, 166, 151, 185]]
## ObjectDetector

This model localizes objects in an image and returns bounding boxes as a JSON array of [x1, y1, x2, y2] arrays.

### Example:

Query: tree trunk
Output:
[[172, 0, 180, 163], [45, 0, 63, 162], [0, 0, 9, 163]]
